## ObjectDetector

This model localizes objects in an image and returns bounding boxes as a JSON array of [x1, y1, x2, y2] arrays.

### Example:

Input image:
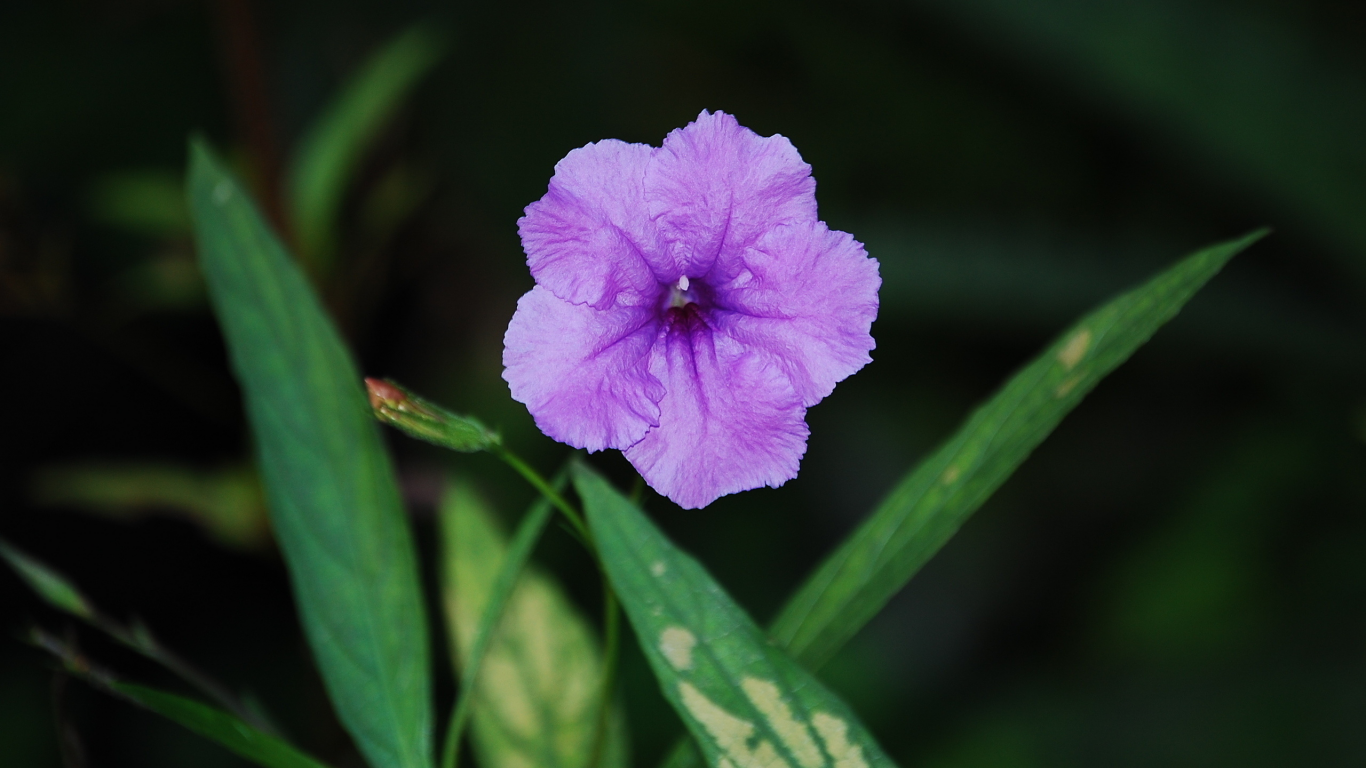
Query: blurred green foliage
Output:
[[31, 463, 268, 550], [0, 540, 95, 620], [1, 0, 1364, 767], [88, 170, 191, 240], [105, 682, 334, 768], [286, 23, 445, 271]]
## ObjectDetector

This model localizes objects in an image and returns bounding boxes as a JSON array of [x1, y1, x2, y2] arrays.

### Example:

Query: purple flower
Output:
[[503, 111, 879, 509]]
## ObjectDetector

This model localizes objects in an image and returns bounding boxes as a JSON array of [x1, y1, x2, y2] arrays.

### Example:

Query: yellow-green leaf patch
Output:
[[442, 479, 628, 768]]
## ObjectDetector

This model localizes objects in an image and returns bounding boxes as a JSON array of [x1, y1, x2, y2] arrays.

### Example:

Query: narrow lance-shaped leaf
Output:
[[576, 463, 894, 768], [2, 537, 276, 732], [188, 139, 431, 768], [657, 230, 1267, 768], [31, 462, 269, 551], [441, 478, 628, 768], [287, 23, 446, 268], [0, 538, 94, 619], [115, 684, 334, 768], [30, 628, 332, 768], [771, 230, 1267, 669]]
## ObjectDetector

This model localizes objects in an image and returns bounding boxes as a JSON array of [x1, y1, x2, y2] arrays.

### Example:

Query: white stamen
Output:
[[677, 275, 690, 292]]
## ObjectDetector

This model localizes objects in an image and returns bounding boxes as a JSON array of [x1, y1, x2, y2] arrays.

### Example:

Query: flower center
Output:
[[666, 275, 693, 309], [661, 275, 708, 332]]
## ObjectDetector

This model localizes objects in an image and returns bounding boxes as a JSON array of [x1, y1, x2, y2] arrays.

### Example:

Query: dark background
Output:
[[3, 0, 1365, 765]]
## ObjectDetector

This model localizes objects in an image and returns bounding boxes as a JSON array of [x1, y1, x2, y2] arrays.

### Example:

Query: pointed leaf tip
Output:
[[0, 539, 94, 619], [770, 230, 1267, 669]]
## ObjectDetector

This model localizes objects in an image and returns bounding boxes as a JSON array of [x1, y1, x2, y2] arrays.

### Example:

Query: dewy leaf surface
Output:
[[441, 479, 628, 768], [188, 139, 431, 768], [287, 23, 446, 267], [575, 463, 895, 768], [770, 230, 1267, 669], [112, 683, 334, 768]]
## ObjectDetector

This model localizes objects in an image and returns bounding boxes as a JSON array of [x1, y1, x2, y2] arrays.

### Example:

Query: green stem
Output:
[[492, 446, 590, 543], [487, 448, 628, 768], [587, 579, 621, 768], [439, 695, 465, 768], [489, 449, 630, 768], [119, 622, 276, 735]]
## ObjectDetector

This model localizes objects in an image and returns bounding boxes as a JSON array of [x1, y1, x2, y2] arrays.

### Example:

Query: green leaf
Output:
[[286, 24, 446, 268], [88, 168, 191, 238], [770, 230, 1267, 670], [30, 629, 319, 768], [188, 139, 432, 768], [5, 541, 279, 733], [111, 683, 333, 768], [575, 463, 894, 768], [0, 539, 93, 619], [367, 378, 500, 454], [31, 462, 269, 550], [864, 219, 1365, 370], [441, 478, 628, 768]]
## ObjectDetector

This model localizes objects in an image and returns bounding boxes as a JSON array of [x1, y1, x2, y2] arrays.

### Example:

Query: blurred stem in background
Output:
[[211, 0, 288, 239], [0, 540, 278, 735]]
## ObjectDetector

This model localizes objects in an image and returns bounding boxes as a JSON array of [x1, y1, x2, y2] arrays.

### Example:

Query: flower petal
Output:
[[624, 327, 809, 509], [503, 286, 663, 451], [518, 140, 661, 309], [713, 221, 880, 406], [645, 111, 817, 281]]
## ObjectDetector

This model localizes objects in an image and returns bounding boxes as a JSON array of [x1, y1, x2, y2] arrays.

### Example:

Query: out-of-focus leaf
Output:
[[359, 163, 433, 241], [31, 462, 269, 550], [30, 629, 321, 768], [367, 378, 499, 454], [113, 683, 333, 768], [575, 463, 894, 768], [88, 169, 191, 238], [4, 541, 277, 732], [286, 24, 446, 268], [188, 139, 432, 768], [921, 0, 1366, 271], [919, 714, 1039, 768], [1099, 426, 1312, 660], [0, 539, 93, 619], [441, 477, 627, 768], [770, 231, 1266, 670]]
